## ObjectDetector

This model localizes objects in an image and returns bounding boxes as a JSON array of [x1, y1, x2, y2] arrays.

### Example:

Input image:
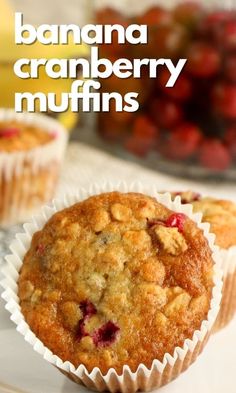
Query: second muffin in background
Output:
[[0, 109, 67, 227], [171, 191, 236, 331]]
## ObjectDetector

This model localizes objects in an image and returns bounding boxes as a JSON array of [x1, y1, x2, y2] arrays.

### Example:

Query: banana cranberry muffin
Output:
[[172, 191, 236, 248], [0, 120, 55, 152], [0, 111, 67, 227], [18, 192, 214, 374], [172, 191, 236, 249], [171, 191, 236, 330], [192, 197, 236, 249]]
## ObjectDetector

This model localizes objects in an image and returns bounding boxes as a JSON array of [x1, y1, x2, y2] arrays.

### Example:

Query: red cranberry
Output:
[[133, 115, 158, 139], [36, 244, 45, 256], [173, 1, 204, 28], [224, 54, 236, 83], [148, 213, 186, 232], [172, 191, 201, 204], [186, 42, 220, 78], [158, 70, 192, 102], [199, 139, 232, 171], [165, 213, 187, 232], [75, 300, 97, 342], [222, 20, 236, 50], [224, 126, 236, 158], [125, 115, 159, 157], [163, 123, 202, 160], [0, 127, 20, 138], [75, 319, 89, 342], [199, 10, 232, 41], [80, 300, 97, 318], [137, 6, 172, 26], [212, 84, 236, 119], [150, 98, 183, 129], [93, 321, 120, 347], [205, 10, 232, 27]]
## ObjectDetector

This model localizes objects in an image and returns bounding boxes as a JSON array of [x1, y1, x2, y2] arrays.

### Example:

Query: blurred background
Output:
[[12, 0, 89, 24], [1, 0, 236, 181], [0, 2, 236, 392]]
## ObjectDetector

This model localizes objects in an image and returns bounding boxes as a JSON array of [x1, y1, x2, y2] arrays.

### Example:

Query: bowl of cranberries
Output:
[[95, 2, 236, 180]]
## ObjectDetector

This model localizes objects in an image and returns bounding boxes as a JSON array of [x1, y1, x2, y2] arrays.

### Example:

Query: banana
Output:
[[0, 0, 89, 61], [0, 0, 89, 130]]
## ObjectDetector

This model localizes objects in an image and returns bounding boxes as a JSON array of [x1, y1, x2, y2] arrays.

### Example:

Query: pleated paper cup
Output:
[[1, 183, 223, 393], [213, 246, 236, 332], [0, 108, 68, 227]]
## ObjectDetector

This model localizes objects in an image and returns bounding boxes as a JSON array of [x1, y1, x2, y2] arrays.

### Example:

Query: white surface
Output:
[[58, 142, 236, 200], [0, 141, 236, 393]]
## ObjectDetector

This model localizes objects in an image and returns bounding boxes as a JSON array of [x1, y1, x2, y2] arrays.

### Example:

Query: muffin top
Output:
[[0, 120, 55, 152], [18, 192, 214, 374], [172, 191, 236, 249]]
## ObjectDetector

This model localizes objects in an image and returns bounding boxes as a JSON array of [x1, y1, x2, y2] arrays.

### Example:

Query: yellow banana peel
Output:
[[0, 0, 89, 61]]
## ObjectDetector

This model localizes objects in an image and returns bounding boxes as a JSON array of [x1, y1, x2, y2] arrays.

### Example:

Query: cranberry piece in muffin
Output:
[[0, 120, 54, 152], [0, 127, 20, 138], [93, 321, 120, 347], [148, 213, 186, 232], [36, 244, 46, 257], [80, 300, 97, 318], [76, 319, 89, 342], [169, 191, 236, 331], [165, 213, 186, 232], [76, 300, 97, 342], [18, 192, 214, 374]]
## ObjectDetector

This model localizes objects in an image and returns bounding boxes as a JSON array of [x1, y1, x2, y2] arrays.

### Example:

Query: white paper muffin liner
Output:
[[0, 182, 223, 392], [0, 108, 68, 227], [213, 245, 236, 332]]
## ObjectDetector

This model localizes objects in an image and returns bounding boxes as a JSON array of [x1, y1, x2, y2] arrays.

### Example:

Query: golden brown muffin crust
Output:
[[18, 192, 214, 374], [0, 120, 54, 152]]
